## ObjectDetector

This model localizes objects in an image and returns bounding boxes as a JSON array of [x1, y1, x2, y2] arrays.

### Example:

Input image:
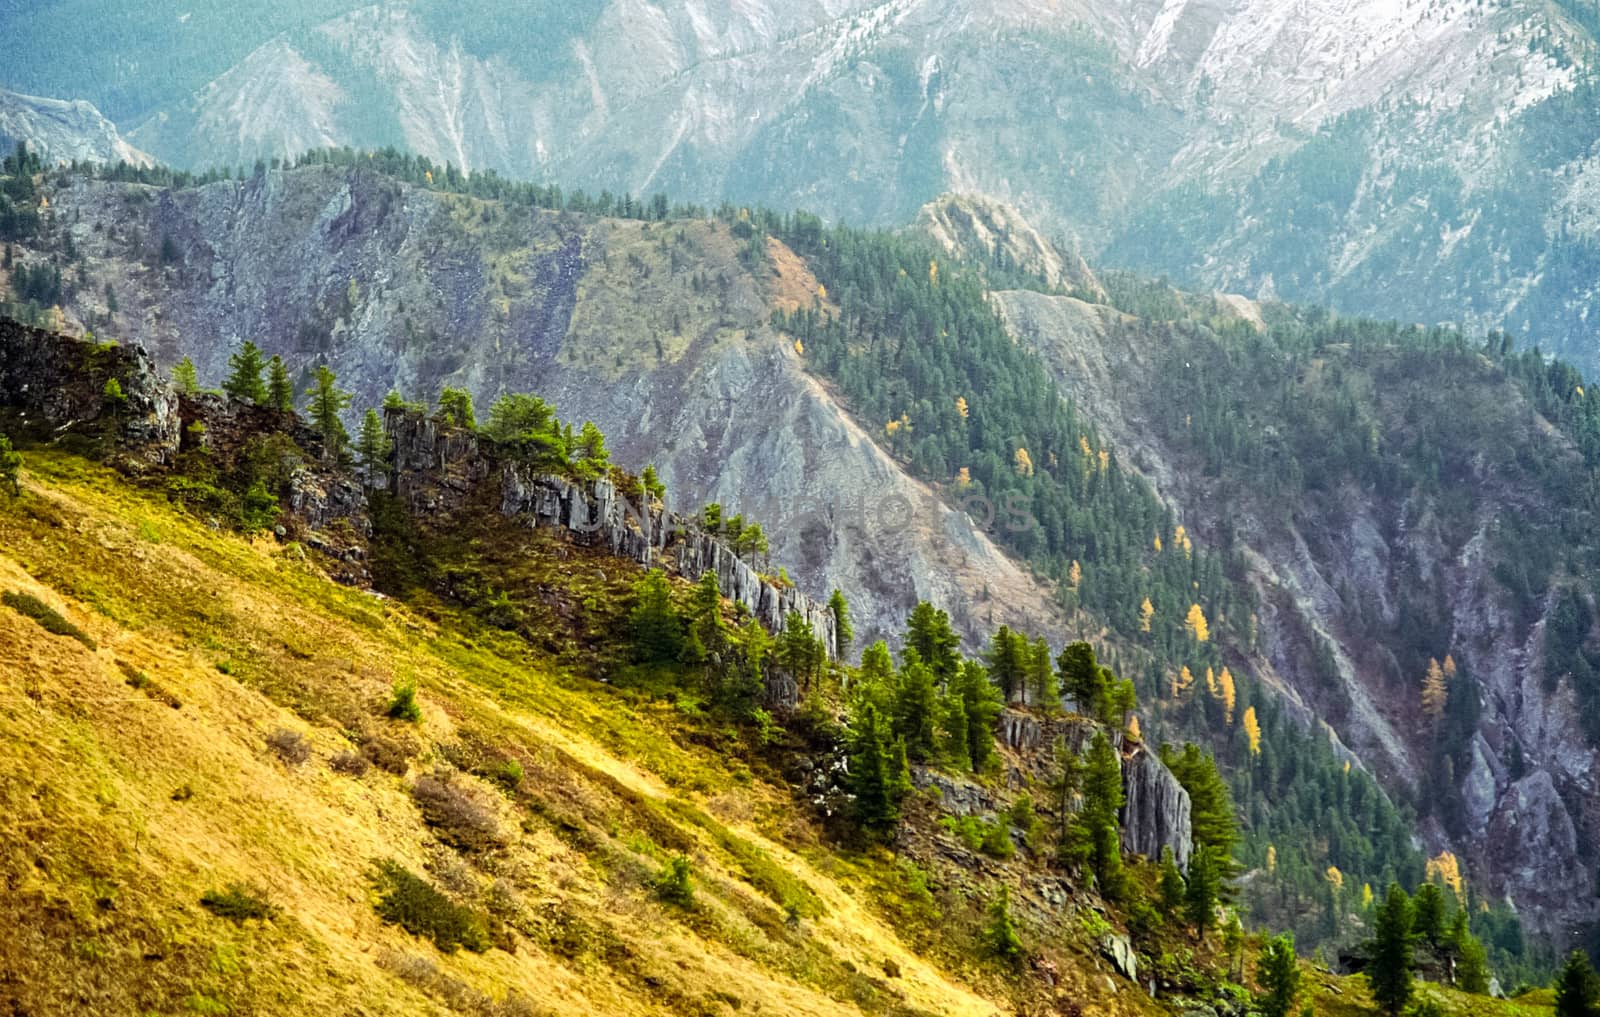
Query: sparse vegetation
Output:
[[385, 679, 422, 722], [199, 883, 276, 923], [3, 589, 95, 649], [371, 860, 490, 954], [265, 727, 311, 765]]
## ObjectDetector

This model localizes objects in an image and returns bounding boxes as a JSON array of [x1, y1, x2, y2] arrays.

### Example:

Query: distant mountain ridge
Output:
[[0, 89, 151, 167], [4, 0, 1598, 371]]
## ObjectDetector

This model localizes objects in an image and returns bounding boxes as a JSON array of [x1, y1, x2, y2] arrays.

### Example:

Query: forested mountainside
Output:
[[4, 149, 1596, 973], [0, 303, 1555, 1017], [5, 1, 1600, 373]]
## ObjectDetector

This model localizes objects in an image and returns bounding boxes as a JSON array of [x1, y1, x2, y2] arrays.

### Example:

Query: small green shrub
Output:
[[199, 884, 276, 923], [0, 433, 20, 496], [2, 590, 95, 649], [385, 679, 422, 722], [979, 820, 1016, 860], [371, 860, 489, 953], [653, 855, 695, 909], [491, 758, 524, 792]]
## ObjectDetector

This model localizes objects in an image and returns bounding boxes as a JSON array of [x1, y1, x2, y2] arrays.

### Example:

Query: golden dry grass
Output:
[[0, 452, 1010, 1016]]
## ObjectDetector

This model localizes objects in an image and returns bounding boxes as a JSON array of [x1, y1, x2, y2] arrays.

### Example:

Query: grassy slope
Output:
[[0, 450, 1559, 1017], [0, 451, 1005, 1017]]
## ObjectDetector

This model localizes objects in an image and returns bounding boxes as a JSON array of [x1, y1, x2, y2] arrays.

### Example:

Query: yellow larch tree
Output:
[[1154, 533, 1163, 552], [1327, 866, 1344, 895], [956, 466, 971, 488], [1186, 603, 1210, 642], [1067, 560, 1082, 589], [1218, 667, 1237, 724], [1127, 715, 1142, 742], [1079, 435, 1093, 458], [1139, 597, 1155, 633], [1014, 447, 1035, 477], [793, 338, 805, 356], [1362, 884, 1375, 910], [1421, 657, 1448, 719], [1266, 845, 1277, 873], [1243, 705, 1261, 754], [1097, 448, 1110, 472], [955, 395, 969, 419], [929, 259, 939, 285], [1426, 852, 1465, 902], [1205, 666, 1218, 696]]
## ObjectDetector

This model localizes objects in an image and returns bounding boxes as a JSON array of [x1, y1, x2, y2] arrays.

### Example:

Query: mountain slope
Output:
[[0, 161, 1063, 651], [0, 89, 151, 167], [6, 0, 1600, 370]]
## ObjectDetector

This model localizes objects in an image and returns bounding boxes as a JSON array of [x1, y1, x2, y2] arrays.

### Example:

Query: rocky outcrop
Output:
[[386, 408, 838, 660], [0, 89, 151, 167], [0, 317, 179, 466], [996, 709, 1193, 870], [1121, 746, 1193, 871]]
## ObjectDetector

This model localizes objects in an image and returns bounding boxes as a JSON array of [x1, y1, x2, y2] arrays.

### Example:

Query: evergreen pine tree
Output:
[[1258, 933, 1301, 1017], [357, 408, 392, 480], [628, 570, 682, 663], [171, 356, 199, 395], [266, 355, 293, 412], [437, 387, 476, 429], [987, 625, 1027, 702], [1081, 730, 1125, 897], [1412, 883, 1445, 947], [891, 656, 939, 761], [573, 421, 610, 480], [1159, 846, 1186, 915], [905, 601, 960, 683], [305, 365, 351, 459], [845, 703, 910, 838], [1029, 637, 1060, 712], [952, 659, 1003, 771], [222, 340, 268, 404], [1367, 884, 1415, 1017], [1185, 845, 1221, 941], [1556, 950, 1598, 1017], [983, 886, 1023, 965]]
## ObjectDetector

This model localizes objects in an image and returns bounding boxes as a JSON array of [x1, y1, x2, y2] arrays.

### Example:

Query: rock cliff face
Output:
[[0, 318, 178, 467], [386, 409, 839, 659], [0, 89, 151, 167], [997, 709, 1194, 870]]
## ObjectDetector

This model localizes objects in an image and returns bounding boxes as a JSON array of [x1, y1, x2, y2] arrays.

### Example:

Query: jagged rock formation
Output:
[[0, 317, 177, 467], [0, 322, 836, 664], [388, 409, 838, 659], [997, 709, 1194, 870], [0, 89, 151, 167], [916, 194, 1104, 300], [987, 252, 1600, 938]]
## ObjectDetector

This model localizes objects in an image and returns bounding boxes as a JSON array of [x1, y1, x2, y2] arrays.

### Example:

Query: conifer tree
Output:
[[1185, 845, 1221, 941], [1081, 729, 1125, 896], [987, 625, 1027, 702], [437, 387, 476, 429], [1456, 933, 1490, 995], [951, 659, 1003, 771], [1556, 950, 1598, 1017], [223, 340, 267, 404], [1159, 846, 1186, 915], [828, 588, 853, 659], [357, 408, 391, 480], [1412, 882, 1445, 947], [688, 569, 727, 655], [1368, 884, 1415, 1017], [846, 703, 910, 838], [305, 365, 351, 459], [892, 655, 939, 762], [573, 421, 610, 480], [266, 355, 293, 412], [1029, 637, 1059, 711], [984, 886, 1023, 965], [906, 601, 961, 683], [628, 570, 682, 663], [640, 464, 665, 502], [171, 356, 199, 395], [1258, 933, 1301, 1017], [939, 691, 970, 770], [776, 611, 824, 691]]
